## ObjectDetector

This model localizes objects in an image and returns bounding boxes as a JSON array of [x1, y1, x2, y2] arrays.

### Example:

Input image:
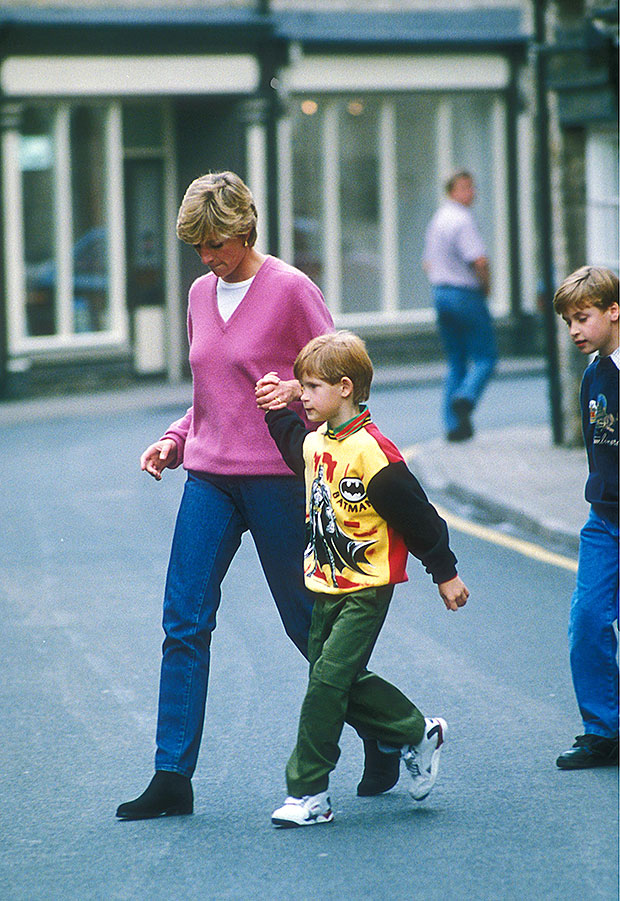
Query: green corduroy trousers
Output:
[[286, 584, 425, 797]]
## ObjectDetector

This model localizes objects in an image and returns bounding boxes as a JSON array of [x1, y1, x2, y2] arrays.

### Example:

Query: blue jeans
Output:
[[433, 285, 498, 432], [155, 472, 314, 777], [569, 508, 619, 738]]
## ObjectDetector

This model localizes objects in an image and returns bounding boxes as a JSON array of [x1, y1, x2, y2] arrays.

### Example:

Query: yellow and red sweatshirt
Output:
[[265, 406, 457, 595]]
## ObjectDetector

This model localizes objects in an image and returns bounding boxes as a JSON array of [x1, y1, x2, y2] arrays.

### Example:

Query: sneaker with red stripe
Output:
[[271, 791, 334, 828], [402, 717, 447, 801]]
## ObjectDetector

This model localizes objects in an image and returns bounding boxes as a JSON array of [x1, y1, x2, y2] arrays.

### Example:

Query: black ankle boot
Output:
[[357, 739, 400, 796], [116, 771, 193, 820]]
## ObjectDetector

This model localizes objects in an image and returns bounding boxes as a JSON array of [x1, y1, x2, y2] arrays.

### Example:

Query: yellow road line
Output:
[[403, 446, 578, 573], [434, 504, 578, 573]]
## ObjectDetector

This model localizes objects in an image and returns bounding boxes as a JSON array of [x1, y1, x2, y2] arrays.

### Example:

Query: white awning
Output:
[[1, 55, 260, 96]]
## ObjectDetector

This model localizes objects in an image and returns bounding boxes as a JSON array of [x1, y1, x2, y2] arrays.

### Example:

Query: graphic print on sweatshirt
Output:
[[590, 393, 619, 448], [305, 464, 376, 588], [301, 423, 410, 594]]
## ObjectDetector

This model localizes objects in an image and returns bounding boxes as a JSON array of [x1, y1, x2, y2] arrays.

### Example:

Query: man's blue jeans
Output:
[[433, 285, 498, 432], [569, 507, 619, 738], [155, 472, 314, 777]]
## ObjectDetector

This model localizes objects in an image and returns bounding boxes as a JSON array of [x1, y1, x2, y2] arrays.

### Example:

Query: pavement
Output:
[[2, 355, 588, 553], [408, 423, 587, 554]]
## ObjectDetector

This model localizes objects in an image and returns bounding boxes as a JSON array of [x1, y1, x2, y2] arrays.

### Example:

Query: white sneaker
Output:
[[271, 791, 334, 828], [402, 717, 447, 801]]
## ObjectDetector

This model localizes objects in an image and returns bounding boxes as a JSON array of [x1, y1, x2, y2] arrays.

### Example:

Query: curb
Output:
[[406, 425, 585, 555], [0, 356, 545, 426], [373, 356, 544, 389], [430, 478, 580, 554]]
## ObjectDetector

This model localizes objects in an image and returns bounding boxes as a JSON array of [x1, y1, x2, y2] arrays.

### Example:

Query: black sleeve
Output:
[[366, 461, 458, 584], [265, 408, 309, 478]]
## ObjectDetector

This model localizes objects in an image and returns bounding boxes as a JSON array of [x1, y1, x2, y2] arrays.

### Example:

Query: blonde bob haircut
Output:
[[176, 171, 258, 246], [553, 265, 619, 315], [294, 331, 374, 406]]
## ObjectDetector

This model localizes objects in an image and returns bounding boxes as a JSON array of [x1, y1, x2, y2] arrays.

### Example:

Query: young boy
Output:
[[260, 331, 469, 827], [553, 266, 619, 769]]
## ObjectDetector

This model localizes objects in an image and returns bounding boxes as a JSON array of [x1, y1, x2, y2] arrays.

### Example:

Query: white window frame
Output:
[[3, 101, 128, 356], [586, 128, 620, 272], [322, 100, 342, 316], [516, 108, 537, 313]]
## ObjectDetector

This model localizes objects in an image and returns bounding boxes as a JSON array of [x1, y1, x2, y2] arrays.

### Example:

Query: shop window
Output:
[[292, 101, 324, 290], [340, 97, 380, 315], [70, 107, 109, 333], [21, 108, 56, 337], [396, 93, 495, 313], [290, 91, 501, 322], [395, 95, 438, 313], [122, 104, 167, 373], [10, 102, 124, 351], [124, 159, 165, 310]]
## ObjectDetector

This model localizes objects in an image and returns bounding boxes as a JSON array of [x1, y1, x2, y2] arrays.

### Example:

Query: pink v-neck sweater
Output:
[[163, 255, 333, 476]]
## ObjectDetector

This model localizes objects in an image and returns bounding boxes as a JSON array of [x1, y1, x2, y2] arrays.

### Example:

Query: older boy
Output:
[[259, 331, 468, 826], [553, 266, 619, 769]]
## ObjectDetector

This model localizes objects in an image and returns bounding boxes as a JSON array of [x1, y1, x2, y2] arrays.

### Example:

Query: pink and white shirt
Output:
[[163, 255, 334, 476]]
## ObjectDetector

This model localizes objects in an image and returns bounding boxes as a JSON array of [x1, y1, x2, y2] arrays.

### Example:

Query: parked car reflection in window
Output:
[[26, 227, 108, 335]]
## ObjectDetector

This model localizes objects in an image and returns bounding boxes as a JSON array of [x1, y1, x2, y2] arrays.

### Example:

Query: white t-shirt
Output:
[[217, 276, 255, 321]]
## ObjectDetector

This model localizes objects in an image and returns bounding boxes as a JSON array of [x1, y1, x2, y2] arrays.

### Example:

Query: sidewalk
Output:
[[0, 355, 543, 425], [2, 355, 587, 551], [410, 424, 587, 554]]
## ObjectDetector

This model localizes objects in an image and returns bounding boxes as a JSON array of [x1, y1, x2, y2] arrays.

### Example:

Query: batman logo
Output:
[[339, 477, 366, 503]]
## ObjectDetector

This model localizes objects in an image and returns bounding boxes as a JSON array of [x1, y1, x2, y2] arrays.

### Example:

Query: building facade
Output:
[[0, 2, 617, 397]]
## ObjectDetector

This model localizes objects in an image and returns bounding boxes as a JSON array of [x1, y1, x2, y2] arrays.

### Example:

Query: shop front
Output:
[[0, 6, 529, 397]]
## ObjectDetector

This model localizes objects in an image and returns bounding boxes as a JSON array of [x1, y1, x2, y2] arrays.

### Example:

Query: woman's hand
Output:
[[437, 575, 469, 611], [255, 372, 301, 411], [140, 438, 177, 481]]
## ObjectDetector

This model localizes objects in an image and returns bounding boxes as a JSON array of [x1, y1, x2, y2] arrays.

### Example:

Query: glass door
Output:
[[124, 159, 165, 312], [124, 157, 166, 373]]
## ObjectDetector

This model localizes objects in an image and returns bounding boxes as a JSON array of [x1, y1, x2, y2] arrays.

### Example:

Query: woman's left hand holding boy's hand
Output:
[[255, 371, 301, 410], [437, 575, 469, 611]]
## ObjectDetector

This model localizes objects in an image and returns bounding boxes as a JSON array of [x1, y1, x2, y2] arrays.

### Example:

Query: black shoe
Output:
[[449, 397, 474, 441], [357, 739, 401, 796], [446, 425, 473, 442], [116, 771, 194, 819], [556, 734, 619, 770]]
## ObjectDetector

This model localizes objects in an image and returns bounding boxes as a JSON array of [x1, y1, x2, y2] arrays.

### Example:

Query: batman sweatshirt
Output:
[[265, 406, 458, 594]]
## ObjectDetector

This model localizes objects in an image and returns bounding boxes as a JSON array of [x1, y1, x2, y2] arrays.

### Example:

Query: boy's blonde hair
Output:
[[553, 266, 619, 315], [294, 331, 373, 406], [176, 171, 258, 246]]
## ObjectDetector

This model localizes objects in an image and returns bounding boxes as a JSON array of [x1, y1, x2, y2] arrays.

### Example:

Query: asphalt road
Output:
[[1, 374, 617, 900]]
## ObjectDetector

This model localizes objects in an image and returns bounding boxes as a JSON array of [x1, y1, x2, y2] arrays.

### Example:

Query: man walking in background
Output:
[[423, 170, 497, 442]]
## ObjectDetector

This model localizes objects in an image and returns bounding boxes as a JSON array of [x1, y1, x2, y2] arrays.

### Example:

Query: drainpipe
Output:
[[532, 0, 564, 444], [506, 56, 523, 321], [0, 98, 18, 399], [256, 0, 280, 255]]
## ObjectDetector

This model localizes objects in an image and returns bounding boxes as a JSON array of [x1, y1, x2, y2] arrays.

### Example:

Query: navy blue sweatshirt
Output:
[[580, 354, 619, 522]]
